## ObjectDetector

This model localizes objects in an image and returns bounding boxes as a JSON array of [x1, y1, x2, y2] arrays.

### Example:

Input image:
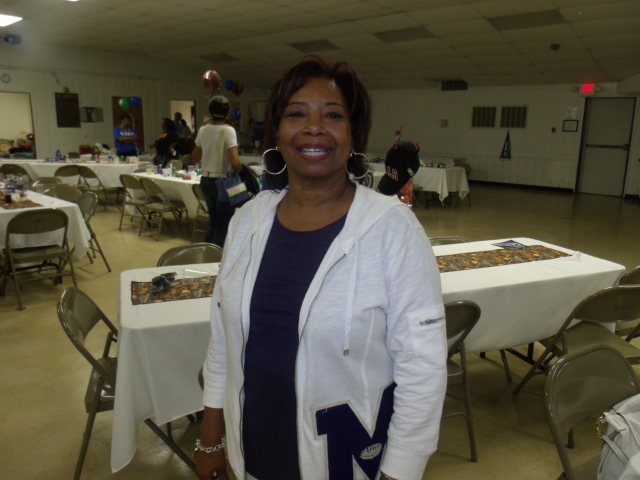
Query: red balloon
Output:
[[203, 70, 221, 97], [232, 82, 244, 97]]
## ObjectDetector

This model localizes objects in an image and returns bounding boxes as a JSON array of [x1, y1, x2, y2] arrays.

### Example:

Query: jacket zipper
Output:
[[294, 252, 346, 477], [238, 233, 254, 462]]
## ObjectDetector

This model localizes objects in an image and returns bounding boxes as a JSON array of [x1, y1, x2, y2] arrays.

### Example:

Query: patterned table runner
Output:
[[131, 276, 216, 305], [0, 199, 42, 210], [437, 245, 570, 272]]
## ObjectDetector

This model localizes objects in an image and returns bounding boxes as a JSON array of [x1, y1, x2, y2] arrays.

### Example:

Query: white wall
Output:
[[0, 41, 258, 158], [0, 92, 33, 143], [369, 84, 640, 195]]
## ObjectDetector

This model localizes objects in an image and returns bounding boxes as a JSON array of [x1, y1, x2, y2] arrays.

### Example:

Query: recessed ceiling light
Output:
[[0, 14, 22, 27], [67, 0, 80, 2]]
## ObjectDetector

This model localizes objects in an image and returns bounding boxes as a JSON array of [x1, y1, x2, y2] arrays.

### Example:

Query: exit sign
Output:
[[580, 83, 596, 96]]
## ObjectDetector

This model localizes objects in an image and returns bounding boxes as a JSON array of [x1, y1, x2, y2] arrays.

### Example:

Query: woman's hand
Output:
[[195, 449, 227, 480], [203, 116, 210, 126]]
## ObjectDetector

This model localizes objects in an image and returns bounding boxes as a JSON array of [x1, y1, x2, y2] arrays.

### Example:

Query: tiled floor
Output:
[[1, 184, 639, 480]]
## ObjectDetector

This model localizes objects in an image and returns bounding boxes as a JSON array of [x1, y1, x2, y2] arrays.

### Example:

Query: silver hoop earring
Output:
[[261, 147, 287, 175], [345, 152, 369, 180]]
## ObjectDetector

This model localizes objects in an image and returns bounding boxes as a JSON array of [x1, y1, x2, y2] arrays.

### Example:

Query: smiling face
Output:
[[277, 77, 352, 184]]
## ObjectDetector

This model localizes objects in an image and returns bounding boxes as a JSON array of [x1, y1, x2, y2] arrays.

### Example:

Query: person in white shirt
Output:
[[191, 96, 243, 247]]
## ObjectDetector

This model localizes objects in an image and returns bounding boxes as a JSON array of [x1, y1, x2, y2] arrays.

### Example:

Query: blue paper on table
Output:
[[492, 240, 527, 250]]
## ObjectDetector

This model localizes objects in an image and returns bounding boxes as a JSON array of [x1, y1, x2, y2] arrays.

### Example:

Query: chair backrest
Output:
[[7, 208, 68, 237], [31, 177, 62, 188], [42, 183, 83, 203], [462, 164, 471, 178], [1, 164, 29, 178], [573, 285, 640, 324], [57, 287, 118, 390], [139, 177, 166, 203], [156, 243, 223, 266], [67, 151, 80, 159], [444, 300, 481, 358], [620, 266, 640, 286], [545, 345, 640, 480], [55, 165, 81, 177], [166, 159, 183, 171], [76, 191, 98, 223], [120, 174, 143, 191], [79, 165, 99, 179], [430, 236, 470, 246], [134, 168, 147, 173]]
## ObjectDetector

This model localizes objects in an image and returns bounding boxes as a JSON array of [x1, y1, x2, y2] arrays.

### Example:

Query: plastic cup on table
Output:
[[146, 166, 153, 175], [35, 184, 45, 194]]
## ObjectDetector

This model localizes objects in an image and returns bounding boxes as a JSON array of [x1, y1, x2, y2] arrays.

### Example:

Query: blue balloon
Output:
[[130, 96, 141, 108], [231, 108, 241, 120], [224, 80, 234, 91]]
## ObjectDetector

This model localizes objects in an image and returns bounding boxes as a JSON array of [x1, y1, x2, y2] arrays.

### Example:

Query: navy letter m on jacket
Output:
[[315, 383, 396, 480]]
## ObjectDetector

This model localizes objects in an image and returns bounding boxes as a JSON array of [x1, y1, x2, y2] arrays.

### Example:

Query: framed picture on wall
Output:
[[563, 119, 579, 132]]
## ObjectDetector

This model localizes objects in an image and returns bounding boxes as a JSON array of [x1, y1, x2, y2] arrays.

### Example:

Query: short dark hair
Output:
[[120, 113, 132, 122], [263, 56, 372, 190], [163, 117, 177, 131]]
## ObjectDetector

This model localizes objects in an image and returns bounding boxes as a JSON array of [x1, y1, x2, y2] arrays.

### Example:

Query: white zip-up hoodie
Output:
[[203, 182, 447, 480]]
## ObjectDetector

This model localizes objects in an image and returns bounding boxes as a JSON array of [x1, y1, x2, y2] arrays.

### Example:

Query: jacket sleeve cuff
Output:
[[202, 381, 225, 409], [379, 439, 431, 480]]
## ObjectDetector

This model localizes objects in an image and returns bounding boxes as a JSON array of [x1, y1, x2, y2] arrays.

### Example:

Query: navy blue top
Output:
[[243, 213, 346, 480], [113, 126, 138, 154]]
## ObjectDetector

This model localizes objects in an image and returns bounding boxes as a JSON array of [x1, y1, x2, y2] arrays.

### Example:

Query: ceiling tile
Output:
[[513, 38, 587, 54], [331, 34, 386, 49], [571, 17, 640, 37], [604, 69, 640, 81], [427, 19, 496, 37], [544, 72, 609, 83], [442, 32, 508, 47], [598, 58, 640, 71], [482, 63, 542, 74], [354, 13, 421, 33], [560, 1, 640, 22], [455, 43, 519, 56], [525, 50, 594, 64], [407, 4, 481, 25], [469, 54, 532, 67], [291, 0, 361, 13], [115, 0, 174, 15], [550, 0, 629, 7], [580, 33, 640, 49], [461, 74, 499, 86], [270, 29, 323, 43], [307, 21, 368, 38], [323, 3, 394, 21], [366, 0, 460, 9], [589, 46, 640, 61], [391, 37, 452, 53], [470, 0, 557, 18], [535, 61, 604, 73], [494, 73, 549, 85], [499, 23, 577, 42]]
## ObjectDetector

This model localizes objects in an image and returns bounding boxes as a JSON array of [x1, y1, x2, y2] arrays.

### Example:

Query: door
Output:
[[112, 96, 145, 152], [577, 97, 636, 196]]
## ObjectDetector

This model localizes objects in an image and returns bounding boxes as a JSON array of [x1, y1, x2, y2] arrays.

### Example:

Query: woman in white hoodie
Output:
[[196, 56, 447, 480]]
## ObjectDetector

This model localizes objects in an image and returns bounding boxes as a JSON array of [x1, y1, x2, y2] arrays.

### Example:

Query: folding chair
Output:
[[545, 345, 640, 480], [57, 287, 196, 480], [513, 285, 640, 395], [30, 177, 62, 189], [55, 165, 81, 185], [76, 192, 111, 272], [139, 177, 188, 241], [0, 209, 77, 310], [165, 159, 183, 171], [119, 174, 147, 230], [1, 164, 31, 184], [616, 266, 640, 340], [157, 243, 223, 267], [191, 183, 209, 243], [42, 184, 83, 203], [78, 166, 119, 211], [443, 300, 480, 462]]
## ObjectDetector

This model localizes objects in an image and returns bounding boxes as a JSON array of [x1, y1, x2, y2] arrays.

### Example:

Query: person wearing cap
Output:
[[148, 118, 180, 167], [191, 95, 243, 247], [377, 141, 421, 204], [197, 57, 446, 480]]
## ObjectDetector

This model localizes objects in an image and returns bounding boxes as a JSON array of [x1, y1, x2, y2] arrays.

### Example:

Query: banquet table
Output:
[[0, 191, 91, 257], [370, 163, 469, 202], [433, 237, 625, 353], [0, 160, 146, 189], [111, 263, 218, 472]]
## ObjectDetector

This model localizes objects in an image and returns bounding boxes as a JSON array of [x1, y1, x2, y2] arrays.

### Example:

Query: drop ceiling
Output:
[[1, 0, 639, 89]]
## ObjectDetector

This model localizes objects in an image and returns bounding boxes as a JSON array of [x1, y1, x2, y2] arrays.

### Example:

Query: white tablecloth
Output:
[[433, 238, 625, 353], [111, 263, 219, 472], [370, 163, 469, 202], [1, 160, 146, 189], [132, 173, 200, 216], [0, 191, 91, 257]]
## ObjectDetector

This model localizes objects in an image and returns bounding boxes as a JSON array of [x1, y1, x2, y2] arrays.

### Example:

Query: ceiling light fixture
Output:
[[0, 14, 22, 27], [488, 10, 567, 31]]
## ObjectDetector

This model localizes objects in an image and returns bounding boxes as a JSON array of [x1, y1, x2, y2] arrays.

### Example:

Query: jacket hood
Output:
[[249, 182, 405, 252]]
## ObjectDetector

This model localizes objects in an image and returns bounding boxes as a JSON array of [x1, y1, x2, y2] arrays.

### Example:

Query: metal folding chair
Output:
[[119, 174, 147, 230], [78, 166, 119, 211], [545, 345, 640, 480], [191, 183, 209, 243], [55, 165, 81, 185], [138, 177, 188, 241], [57, 287, 196, 480], [42, 184, 83, 203], [76, 192, 111, 272], [443, 300, 481, 462]]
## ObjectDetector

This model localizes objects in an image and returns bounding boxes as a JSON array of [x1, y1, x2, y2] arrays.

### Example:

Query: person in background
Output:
[[180, 118, 193, 140], [377, 141, 421, 206], [148, 118, 180, 167], [173, 112, 183, 137], [113, 113, 139, 157], [191, 95, 243, 247], [197, 56, 446, 480]]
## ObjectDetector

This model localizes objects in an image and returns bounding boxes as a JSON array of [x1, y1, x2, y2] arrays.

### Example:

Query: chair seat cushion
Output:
[[563, 321, 640, 364], [124, 198, 147, 207]]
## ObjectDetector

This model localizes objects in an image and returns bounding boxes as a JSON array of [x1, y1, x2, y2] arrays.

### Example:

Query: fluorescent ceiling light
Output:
[[67, 0, 80, 2], [0, 14, 22, 27]]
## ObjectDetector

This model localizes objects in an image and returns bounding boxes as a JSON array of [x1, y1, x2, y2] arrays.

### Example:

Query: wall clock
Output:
[[1, 74, 10, 84]]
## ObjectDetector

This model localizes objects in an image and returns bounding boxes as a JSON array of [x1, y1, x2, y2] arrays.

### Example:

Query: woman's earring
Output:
[[345, 152, 370, 180], [261, 147, 287, 175]]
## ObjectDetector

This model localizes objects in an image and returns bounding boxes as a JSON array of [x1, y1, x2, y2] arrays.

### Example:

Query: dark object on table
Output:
[[151, 272, 176, 293], [377, 141, 420, 196]]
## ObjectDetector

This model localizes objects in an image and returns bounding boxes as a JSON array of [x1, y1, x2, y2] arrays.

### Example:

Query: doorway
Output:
[[0, 92, 36, 158], [170, 100, 196, 134], [111, 96, 145, 152], [577, 97, 636, 196]]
